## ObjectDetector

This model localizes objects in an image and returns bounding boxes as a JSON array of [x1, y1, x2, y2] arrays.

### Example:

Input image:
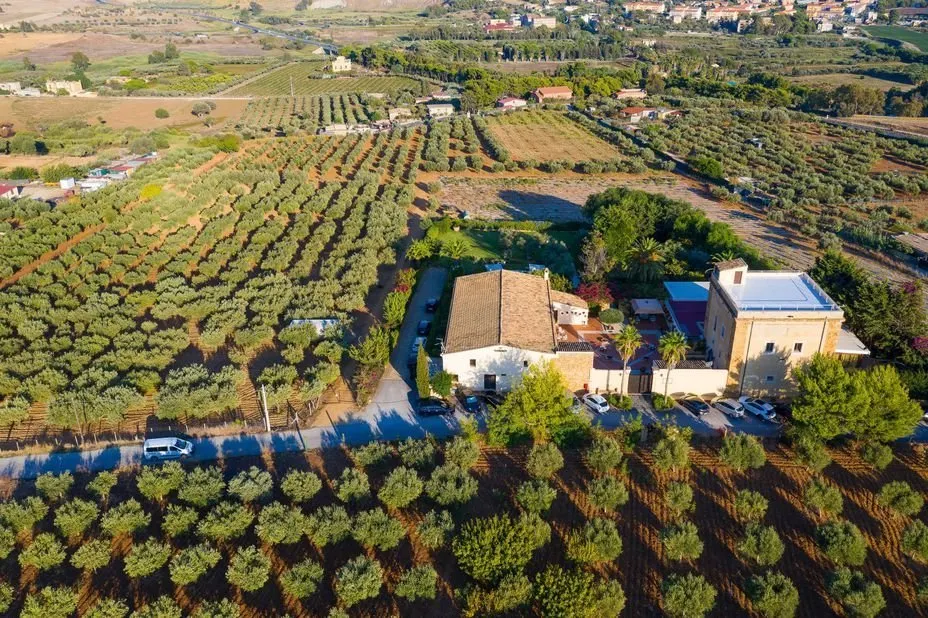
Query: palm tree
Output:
[[613, 324, 642, 399], [658, 330, 689, 399], [625, 238, 664, 282], [710, 250, 737, 265]]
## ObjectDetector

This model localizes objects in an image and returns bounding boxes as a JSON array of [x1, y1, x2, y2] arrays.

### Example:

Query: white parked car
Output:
[[583, 393, 610, 414], [714, 399, 745, 418], [143, 437, 194, 462], [739, 396, 777, 422]]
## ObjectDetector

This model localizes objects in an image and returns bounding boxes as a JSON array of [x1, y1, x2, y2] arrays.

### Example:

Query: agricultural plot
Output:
[[864, 25, 928, 52], [225, 63, 421, 96], [236, 95, 372, 135], [0, 131, 424, 444], [484, 110, 626, 163], [0, 437, 923, 617], [786, 73, 914, 93], [646, 107, 928, 252]]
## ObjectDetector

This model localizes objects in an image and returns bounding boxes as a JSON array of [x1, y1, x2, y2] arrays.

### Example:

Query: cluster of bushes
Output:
[[420, 121, 451, 172]]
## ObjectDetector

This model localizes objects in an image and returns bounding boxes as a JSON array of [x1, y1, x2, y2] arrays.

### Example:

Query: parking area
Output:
[[583, 395, 784, 438]]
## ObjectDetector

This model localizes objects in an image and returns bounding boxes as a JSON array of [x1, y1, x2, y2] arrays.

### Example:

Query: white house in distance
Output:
[[441, 269, 592, 392], [330, 56, 352, 73], [0, 81, 21, 94], [497, 96, 528, 110]]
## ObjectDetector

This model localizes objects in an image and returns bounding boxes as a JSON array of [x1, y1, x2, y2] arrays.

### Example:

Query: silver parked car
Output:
[[739, 396, 777, 422], [713, 398, 745, 418], [143, 437, 194, 462]]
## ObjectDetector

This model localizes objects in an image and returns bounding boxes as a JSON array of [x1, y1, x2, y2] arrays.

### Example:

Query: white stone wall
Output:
[[442, 346, 555, 391]]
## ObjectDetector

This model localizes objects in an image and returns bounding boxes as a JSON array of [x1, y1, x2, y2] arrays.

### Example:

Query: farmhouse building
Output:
[[527, 14, 558, 28], [45, 80, 83, 96], [619, 106, 680, 123], [329, 56, 352, 73], [0, 184, 21, 200], [532, 86, 573, 103], [441, 269, 592, 391], [0, 81, 21, 94], [702, 259, 868, 397], [497, 96, 528, 109]]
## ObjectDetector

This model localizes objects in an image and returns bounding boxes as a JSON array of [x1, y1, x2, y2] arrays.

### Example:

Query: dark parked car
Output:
[[425, 298, 439, 312], [678, 394, 710, 416], [417, 398, 454, 417], [417, 320, 432, 336], [460, 394, 485, 414]]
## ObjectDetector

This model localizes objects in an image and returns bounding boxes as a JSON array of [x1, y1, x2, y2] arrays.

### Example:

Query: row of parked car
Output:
[[416, 391, 501, 417], [576, 392, 779, 423], [678, 395, 779, 422]]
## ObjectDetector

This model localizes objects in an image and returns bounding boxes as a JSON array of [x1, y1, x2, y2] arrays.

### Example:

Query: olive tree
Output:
[[19, 532, 66, 571], [719, 434, 767, 471], [378, 466, 423, 509], [197, 501, 254, 542], [334, 467, 370, 503], [584, 434, 624, 476], [902, 520, 928, 563], [395, 565, 438, 601], [191, 599, 239, 618], [425, 464, 478, 506], [256, 502, 306, 545], [124, 538, 171, 578], [804, 479, 844, 519], [816, 520, 868, 566], [565, 518, 623, 565], [660, 522, 704, 562], [352, 508, 405, 550], [534, 566, 626, 618], [162, 505, 199, 538], [54, 498, 98, 541], [0, 582, 11, 614], [227, 545, 271, 592], [0, 527, 14, 559], [661, 573, 716, 618], [738, 524, 785, 567], [281, 469, 322, 503], [877, 481, 924, 517], [179, 467, 225, 507], [100, 499, 150, 537], [587, 476, 629, 512], [526, 442, 564, 480], [653, 427, 691, 472], [228, 466, 273, 503], [0, 496, 47, 535], [280, 558, 324, 599], [137, 461, 184, 502], [305, 504, 352, 547], [444, 435, 480, 469], [35, 472, 74, 502], [747, 571, 799, 618], [452, 513, 548, 584], [84, 597, 129, 618], [351, 442, 393, 467], [859, 442, 893, 471], [335, 555, 383, 607], [827, 568, 885, 618], [20, 587, 78, 618], [516, 479, 557, 514], [665, 481, 694, 520], [87, 471, 118, 504], [416, 509, 454, 549], [399, 437, 436, 469], [70, 538, 111, 572], [170, 543, 221, 586], [131, 596, 182, 618], [734, 489, 769, 524]]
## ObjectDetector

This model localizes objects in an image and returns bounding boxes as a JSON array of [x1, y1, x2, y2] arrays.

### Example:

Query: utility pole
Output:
[[260, 385, 271, 432]]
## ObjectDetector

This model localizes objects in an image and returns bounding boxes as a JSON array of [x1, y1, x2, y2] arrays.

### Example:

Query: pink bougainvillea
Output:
[[576, 282, 614, 306]]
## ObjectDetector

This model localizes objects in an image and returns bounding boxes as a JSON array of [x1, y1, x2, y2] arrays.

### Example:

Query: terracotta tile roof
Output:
[[444, 270, 559, 354], [534, 86, 573, 97], [550, 289, 588, 308]]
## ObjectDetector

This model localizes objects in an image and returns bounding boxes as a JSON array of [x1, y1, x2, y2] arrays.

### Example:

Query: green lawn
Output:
[[864, 25, 928, 52]]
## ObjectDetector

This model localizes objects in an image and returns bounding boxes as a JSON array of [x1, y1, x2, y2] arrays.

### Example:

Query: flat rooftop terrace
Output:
[[720, 272, 840, 312]]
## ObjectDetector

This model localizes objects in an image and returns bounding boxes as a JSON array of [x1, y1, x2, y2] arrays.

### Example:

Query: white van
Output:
[[143, 437, 194, 461]]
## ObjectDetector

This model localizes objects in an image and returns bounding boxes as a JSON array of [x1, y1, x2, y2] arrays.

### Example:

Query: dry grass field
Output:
[[485, 110, 624, 162], [787, 73, 914, 93], [0, 97, 249, 132]]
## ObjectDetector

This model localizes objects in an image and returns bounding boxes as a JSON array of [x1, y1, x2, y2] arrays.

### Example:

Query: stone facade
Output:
[[552, 351, 594, 391]]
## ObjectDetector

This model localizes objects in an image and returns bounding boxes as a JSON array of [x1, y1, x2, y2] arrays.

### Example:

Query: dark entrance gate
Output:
[[626, 372, 652, 394]]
